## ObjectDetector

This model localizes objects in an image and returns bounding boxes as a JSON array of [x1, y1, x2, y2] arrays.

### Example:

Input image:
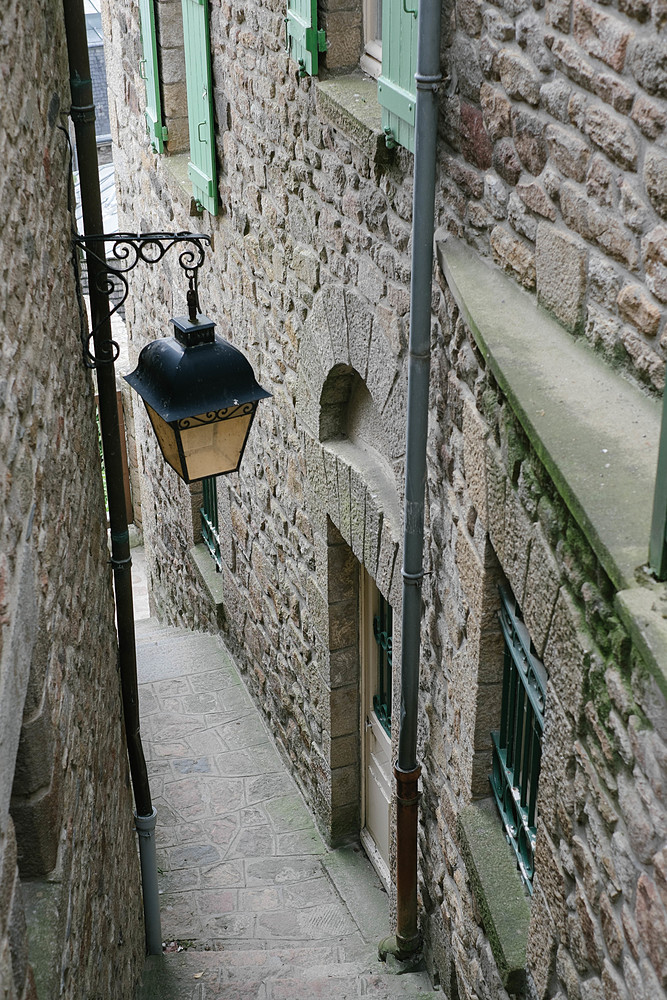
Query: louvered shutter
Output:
[[182, 0, 218, 215], [139, 0, 167, 152], [285, 0, 326, 76], [377, 0, 418, 152]]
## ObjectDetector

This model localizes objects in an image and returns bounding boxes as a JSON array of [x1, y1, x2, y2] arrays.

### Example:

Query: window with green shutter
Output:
[[181, 0, 218, 215], [377, 0, 418, 152], [285, 0, 326, 76], [139, 0, 168, 152]]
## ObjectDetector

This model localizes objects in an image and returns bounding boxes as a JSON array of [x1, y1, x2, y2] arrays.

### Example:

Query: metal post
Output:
[[62, 0, 161, 954], [380, 0, 443, 963]]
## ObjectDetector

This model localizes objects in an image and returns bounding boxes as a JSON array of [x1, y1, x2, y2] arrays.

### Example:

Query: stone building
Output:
[[0, 0, 144, 996], [105, 0, 667, 993]]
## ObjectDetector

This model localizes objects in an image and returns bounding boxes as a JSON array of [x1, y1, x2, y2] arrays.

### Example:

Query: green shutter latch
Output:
[[402, 0, 417, 16]]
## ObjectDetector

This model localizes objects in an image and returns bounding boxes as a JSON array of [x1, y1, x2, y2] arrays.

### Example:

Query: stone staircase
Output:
[[133, 618, 437, 1000]]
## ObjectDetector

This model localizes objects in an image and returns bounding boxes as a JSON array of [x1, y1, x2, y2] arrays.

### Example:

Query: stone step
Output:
[[137, 949, 437, 999], [134, 621, 236, 685]]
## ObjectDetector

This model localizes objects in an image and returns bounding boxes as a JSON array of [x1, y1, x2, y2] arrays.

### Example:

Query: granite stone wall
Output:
[[106, 0, 666, 993], [0, 0, 144, 996]]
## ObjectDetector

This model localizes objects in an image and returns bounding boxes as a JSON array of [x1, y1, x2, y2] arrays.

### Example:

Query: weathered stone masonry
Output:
[[106, 0, 667, 992], [0, 0, 144, 996]]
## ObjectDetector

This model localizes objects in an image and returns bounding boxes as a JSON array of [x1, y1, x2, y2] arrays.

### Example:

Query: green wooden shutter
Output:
[[285, 0, 326, 76], [377, 0, 418, 152], [139, 0, 167, 152], [182, 0, 218, 215]]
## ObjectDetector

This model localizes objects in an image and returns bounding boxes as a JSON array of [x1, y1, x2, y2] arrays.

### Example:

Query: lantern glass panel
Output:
[[180, 407, 256, 481], [145, 404, 185, 479]]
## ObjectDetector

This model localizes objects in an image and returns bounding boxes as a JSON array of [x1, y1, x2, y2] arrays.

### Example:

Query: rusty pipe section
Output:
[[394, 764, 422, 953]]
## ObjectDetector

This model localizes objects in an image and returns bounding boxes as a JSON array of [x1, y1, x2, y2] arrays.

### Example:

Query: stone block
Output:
[[512, 109, 547, 175], [320, 10, 362, 70], [584, 103, 638, 170], [462, 393, 489, 530], [11, 772, 62, 878], [545, 123, 591, 182], [641, 226, 667, 303], [497, 48, 541, 106], [329, 682, 359, 738], [631, 93, 667, 139], [539, 682, 575, 834], [480, 83, 512, 140], [516, 181, 556, 221], [617, 284, 661, 336], [560, 183, 639, 270], [522, 525, 561, 657], [492, 138, 522, 186], [12, 699, 56, 798], [635, 873, 667, 985], [627, 36, 667, 98], [542, 588, 589, 728], [485, 441, 507, 564], [644, 147, 667, 219], [573, 0, 632, 72], [490, 225, 536, 289], [536, 223, 588, 334], [460, 102, 493, 170], [526, 884, 558, 999]]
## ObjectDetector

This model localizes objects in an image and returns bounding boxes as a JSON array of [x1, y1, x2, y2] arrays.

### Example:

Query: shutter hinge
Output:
[[317, 29, 327, 51], [161, 125, 169, 140]]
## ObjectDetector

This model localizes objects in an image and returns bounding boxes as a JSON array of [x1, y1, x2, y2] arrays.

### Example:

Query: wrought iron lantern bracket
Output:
[[73, 231, 211, 368]]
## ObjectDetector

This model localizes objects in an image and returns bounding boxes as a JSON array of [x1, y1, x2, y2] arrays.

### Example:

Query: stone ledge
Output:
[[459, 799, 531, 994], [436, 233, 661, 594], [189, 543, 225, 628], [437, 233, 667, 693], [315, 74, 387, 163], [23, 879, 61, 999]]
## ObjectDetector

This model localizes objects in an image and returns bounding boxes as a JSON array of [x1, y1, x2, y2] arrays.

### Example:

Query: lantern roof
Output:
[[124, 314, 271, 423]]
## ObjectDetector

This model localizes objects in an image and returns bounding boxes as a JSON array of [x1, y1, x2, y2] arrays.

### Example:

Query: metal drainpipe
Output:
[[380, 0, 443, 963], [62, 0, 162, 956]]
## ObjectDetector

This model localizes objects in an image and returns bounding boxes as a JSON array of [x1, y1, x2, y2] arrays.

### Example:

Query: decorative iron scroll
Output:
[[73, 232, 211, 368], [178, 403, 255, 429]]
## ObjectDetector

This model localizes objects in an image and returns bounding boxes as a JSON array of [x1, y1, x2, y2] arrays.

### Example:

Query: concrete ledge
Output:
[[315, 75, 387, 163], [437, 233, 661, 595], [459, 799, 531, 993], [189, 543, 225, 628]]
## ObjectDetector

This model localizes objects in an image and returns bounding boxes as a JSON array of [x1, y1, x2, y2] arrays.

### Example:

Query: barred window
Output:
[[490, 588, 547, 892], [200, 476, 222, 572]]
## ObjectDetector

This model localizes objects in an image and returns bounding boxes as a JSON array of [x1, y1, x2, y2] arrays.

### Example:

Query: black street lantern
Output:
[[125, 313, 271, 484]]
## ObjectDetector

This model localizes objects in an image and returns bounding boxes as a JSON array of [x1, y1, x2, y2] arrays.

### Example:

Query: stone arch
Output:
[[295, 285, 408, 464], [295, 287, 406, 845]]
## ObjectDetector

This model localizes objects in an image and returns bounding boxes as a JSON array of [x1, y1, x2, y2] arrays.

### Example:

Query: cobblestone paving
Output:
[[135, 618, 436, 1000]]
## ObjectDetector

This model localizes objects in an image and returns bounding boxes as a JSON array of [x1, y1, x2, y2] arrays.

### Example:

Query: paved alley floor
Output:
[[134, 616, 436, 1000]]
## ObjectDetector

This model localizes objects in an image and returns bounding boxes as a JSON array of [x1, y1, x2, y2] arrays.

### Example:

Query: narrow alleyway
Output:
[[132, 550, 436, 1000]]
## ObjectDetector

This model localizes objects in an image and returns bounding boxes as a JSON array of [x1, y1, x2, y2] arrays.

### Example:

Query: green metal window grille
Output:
[[285, 0, 326, 76], [182, 0, 218, 215], [490, 588, 547, 892], [200, 476, 222, 571], [138, 0, 168, 152], [377, 0, 418, 152], [373, 595, 393, 736]]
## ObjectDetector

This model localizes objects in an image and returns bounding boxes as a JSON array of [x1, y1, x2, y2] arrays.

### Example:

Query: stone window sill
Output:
[[189, 543, 225, 628], [437, 233, 667, 692], [458, 799, 531, 994], [315, 74, 387, 164]]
